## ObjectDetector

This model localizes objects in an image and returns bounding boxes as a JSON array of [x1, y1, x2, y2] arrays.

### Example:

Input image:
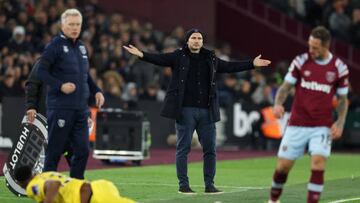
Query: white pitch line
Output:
[[113, 182, 266, 190], [327, 197, 360, 203], [0, 196, 26, 200], [138, 188, 251, 203]]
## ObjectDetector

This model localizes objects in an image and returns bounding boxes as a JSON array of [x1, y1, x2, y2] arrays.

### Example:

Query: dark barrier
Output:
[[0, 97, 25, 148], [93, 109, 150, 162], [1, 97, 359, 149], [138, 101, 175, 148]]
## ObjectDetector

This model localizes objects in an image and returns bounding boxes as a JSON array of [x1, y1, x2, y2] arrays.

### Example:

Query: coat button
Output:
[[181, 80, 184, 82]]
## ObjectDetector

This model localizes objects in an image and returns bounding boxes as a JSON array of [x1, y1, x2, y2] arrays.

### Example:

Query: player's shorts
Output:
[[90, 180, 135, 203], [277, 126, 331, 160]]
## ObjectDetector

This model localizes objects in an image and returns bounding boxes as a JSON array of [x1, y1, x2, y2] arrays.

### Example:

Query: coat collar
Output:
[[181, 45, 214, 58], [59, 31, 80, 45]]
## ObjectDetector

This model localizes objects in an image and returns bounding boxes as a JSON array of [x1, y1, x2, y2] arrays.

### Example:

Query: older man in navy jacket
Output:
[[124, 29, 271, 194], [37, 8, 104, 179]]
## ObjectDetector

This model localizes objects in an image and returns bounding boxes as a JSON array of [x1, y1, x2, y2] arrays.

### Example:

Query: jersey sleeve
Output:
[[335, 58, 349, 95], [284, 59, 301, 84], [26, 176, 46, 203]]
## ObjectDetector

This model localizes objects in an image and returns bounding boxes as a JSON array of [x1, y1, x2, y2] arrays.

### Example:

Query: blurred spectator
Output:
[[288, 0, 306, 19], [218, 74, 239, 108], [250, 70, 268, 105], [0, 13, 12, 48], [237, 80, 254, 103], [163, 25, 184, 48], [122, 82, 138, 110], [102, 70, 124, 108], [103, 70, 124, 98], [348, 85, 360, 111], [7, 26, 32, 54], [328, 0, 352, 40], [305, 0, 328, 26], [350, 7, 360, 47], [139, 83, 165, 101], [216, 43, 232, 61], [0, 72, 23, 102], [130, 59, 159, 93]]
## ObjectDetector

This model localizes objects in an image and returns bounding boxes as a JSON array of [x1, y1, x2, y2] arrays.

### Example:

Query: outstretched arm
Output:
[[273, 82, 293, 118], [123, 45, 144, 58], [44, 180, 61, 203], [331, 95, 348, 140], [217, 54, 271, 73], [123, 44, 177, 67]]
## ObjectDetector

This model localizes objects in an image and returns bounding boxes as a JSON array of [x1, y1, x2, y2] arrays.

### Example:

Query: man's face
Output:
[[187, 32, 203, 52], [308, 36, 329, 60], [61, 15, 82, 40]]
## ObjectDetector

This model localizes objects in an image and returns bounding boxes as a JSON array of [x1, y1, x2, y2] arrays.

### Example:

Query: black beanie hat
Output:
[[184, 28, 204, 43]]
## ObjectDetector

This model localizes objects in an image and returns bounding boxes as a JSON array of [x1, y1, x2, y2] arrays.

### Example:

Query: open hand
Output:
[[330, 121, 344, 140], [253, 54, 271, 67], [26, 109, 37, 123], [123, 44, 144, 58], [273, 105, 285, 118], [95, 92, 105, 109]]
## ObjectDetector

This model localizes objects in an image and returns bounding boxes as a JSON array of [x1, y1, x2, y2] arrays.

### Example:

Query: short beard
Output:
[[188, 46, 201, 53]]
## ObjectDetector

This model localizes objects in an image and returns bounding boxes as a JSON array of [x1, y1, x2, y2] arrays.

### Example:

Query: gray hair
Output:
[[61, 8, 82, 24]]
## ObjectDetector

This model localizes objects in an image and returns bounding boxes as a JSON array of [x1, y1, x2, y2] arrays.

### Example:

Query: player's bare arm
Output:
[[44, 180, 61, 203], [331, 95, 349, 140], [273, 81, 293, 118], [80, 183, 92, 203]]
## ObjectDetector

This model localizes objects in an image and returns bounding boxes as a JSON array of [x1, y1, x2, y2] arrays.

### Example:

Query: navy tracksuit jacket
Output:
[[37, 32, 101, 179]]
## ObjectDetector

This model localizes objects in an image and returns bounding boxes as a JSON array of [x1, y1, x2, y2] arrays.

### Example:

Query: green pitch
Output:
[[1, 154, 359, 203]]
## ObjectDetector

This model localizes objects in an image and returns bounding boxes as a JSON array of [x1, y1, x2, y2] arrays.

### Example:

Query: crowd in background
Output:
[[0, 0, 359, 114], [263, 0, 360, 47]]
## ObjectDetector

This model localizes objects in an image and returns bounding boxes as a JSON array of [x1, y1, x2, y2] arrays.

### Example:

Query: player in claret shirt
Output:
[[268, 26, 349, 203]]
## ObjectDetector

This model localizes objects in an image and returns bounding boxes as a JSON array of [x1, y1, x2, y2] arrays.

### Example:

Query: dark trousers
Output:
[[175, 107, 216, 187], [44, 109, 89, 179]]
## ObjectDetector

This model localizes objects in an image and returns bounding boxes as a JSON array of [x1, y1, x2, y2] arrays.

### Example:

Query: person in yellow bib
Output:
[[14, 165, 135, 203]]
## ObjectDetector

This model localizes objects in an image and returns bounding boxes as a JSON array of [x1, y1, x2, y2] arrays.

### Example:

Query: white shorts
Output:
[[277, 126, 332, 160]]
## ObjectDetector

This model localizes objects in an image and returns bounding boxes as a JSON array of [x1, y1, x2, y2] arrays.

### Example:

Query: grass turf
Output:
[[0, 153, 359, 203]]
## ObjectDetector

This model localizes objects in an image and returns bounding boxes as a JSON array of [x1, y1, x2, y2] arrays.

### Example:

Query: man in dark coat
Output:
[[37, 9, 104, 179], [25, 59, 73, 166], [124, 28, 271, 194]]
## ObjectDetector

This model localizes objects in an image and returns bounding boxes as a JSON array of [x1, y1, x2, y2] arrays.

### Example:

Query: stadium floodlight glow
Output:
[[2, 113, 47, 197]]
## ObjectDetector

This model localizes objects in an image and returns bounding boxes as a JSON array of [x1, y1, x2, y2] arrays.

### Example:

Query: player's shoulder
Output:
[[292, 53, 309, 69], [333, 55, 349, 76]]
